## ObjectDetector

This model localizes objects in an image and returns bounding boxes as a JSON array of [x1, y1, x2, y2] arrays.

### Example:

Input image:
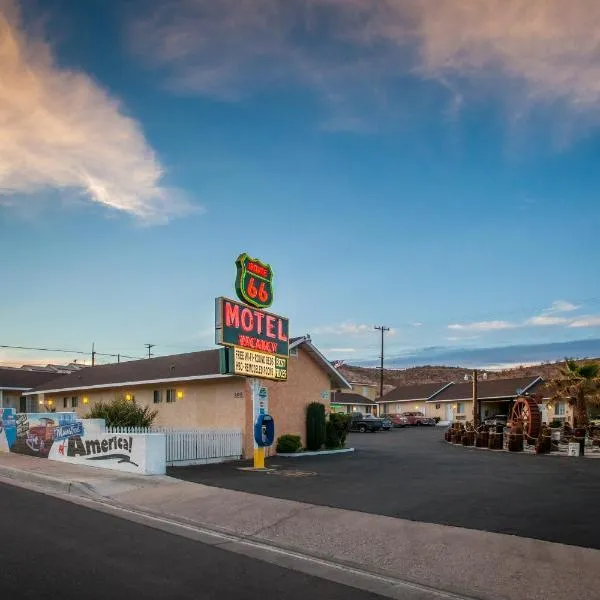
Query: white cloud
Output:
[[410, 322, 423, 327], [543, 300, 580, 313], [131, 0, 600, 131], [327, 348, 356, 353], [0, 0, 194, 223], [568, 316, 600, 328], [447, 320, 517, 332], [527, 315, 569, 326]]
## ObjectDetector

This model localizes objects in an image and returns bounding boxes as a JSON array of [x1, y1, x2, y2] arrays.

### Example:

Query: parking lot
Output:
[[169, 426, 600, 549]]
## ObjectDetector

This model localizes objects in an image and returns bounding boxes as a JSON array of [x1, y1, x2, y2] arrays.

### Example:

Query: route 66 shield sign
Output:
[[235, 253, 274, 309]]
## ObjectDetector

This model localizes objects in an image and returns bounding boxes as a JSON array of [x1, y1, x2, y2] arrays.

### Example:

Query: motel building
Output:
[[377, 376, 548, 424], [25, 336, 351, 459]]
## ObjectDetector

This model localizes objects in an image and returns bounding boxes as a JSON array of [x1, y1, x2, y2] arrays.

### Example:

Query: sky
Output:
[[1, 0, 600, 369]]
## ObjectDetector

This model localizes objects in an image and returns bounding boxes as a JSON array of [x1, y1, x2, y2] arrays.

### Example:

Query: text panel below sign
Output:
[[232, 348, 288, 381]]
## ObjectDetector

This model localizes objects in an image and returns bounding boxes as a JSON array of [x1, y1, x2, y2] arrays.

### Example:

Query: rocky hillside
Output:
[[338, 358, 600, 389]]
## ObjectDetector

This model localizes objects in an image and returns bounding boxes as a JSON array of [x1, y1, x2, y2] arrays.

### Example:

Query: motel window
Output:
[[63, 397, 68, 409], [457, 402, 465, 414], [71, 396, 78, 408], [153, 390, 162, 404], [166, 389, 176, 403], [435, 403, 441, 410], [555, 402, 566, 416]]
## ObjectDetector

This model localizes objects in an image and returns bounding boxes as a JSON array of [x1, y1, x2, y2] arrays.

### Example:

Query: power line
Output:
[[145, 343, 156, 359], [0, 344, 142, 361]]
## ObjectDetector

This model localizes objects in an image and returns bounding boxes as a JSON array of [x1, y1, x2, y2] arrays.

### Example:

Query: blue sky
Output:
[[1, 0, 600, 368]]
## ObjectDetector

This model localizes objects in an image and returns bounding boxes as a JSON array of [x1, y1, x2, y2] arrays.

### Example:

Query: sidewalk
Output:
[[1, 452, 599, 600]]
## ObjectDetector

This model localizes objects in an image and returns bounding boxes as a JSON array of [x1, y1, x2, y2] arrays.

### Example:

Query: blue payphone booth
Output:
[[254, 414, 275, 447]]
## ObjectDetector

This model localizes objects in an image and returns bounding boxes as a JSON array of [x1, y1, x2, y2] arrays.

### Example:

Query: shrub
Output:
[[324, 413, 352, 449], [276, 434, 302, 454], [306, 402, 326, 451], [86, 397, 158, 428], [550, 419, 563, 428]]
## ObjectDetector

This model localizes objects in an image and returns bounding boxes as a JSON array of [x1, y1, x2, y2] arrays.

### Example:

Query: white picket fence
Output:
[[105, 427, 243, 467]]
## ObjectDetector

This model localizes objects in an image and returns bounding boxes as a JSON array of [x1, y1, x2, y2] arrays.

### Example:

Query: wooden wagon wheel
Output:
[[511, 396, 542, 439]]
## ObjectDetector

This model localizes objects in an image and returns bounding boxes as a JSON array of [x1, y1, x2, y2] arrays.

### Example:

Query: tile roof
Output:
[[27, 350, 223, 394], [379, 382, 451, 402], [429, 376, 542, 402], [330, 391, 376, 405], [0, 367, 65, 390]]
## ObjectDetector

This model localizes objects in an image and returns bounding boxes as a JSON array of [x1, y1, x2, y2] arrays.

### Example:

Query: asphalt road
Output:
[[169, 427, 600, 549], [0, 483, 385, 600]]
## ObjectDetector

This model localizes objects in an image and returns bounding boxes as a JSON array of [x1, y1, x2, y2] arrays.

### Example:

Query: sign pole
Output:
[[251, 378, 265, 469]]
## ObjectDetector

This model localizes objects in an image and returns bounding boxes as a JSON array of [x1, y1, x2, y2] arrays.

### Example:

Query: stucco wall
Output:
[[0, 391, 24, 410], [41, 377, 246, 432], [243, 346, 332, 458]]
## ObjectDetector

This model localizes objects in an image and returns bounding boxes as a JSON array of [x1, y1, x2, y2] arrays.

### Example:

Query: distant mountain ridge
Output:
[[339, 357, 600, 390]]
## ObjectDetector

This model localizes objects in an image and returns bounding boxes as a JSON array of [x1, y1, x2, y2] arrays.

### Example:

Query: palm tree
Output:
[[549, 359, 600, 427]]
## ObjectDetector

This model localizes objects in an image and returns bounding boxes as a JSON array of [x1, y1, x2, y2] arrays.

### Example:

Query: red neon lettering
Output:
[[254, 311, 265, 334], [238, 335, 277, 354], [248, 262, 268, 278], [266, 315, 276, 339], [278, 319, 288, 342], [240, 308, 254, 332], [225, 302, 240, 328]]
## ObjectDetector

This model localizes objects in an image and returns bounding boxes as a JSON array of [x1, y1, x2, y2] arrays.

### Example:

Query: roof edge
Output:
[[25, 373, 235, 396]]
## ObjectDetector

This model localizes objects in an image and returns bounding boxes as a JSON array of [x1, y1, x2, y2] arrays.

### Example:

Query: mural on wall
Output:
[[0, 409, 159, 474]]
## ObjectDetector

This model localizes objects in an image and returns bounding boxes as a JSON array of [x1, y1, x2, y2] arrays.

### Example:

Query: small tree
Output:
[[306, 402, 326, 451], [549, 359, 600, 427], [86, 397, 158, 428], [325, 413, 352, 449]]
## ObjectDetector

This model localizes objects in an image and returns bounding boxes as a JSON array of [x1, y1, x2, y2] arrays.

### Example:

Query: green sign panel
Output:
[[235, 253, 274, 309], [215, 297, 289, 357]]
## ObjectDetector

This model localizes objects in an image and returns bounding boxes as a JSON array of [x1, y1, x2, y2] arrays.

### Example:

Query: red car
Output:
[[398, 412, 436, 426]]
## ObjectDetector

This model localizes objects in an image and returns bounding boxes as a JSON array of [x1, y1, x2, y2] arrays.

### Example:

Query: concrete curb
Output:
[[277, 448, 355, 458], [0, 464, 95, 497]]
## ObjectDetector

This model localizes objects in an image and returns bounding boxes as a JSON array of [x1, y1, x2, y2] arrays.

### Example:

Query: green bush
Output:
[[550, 419, 563, 428], [276, 434, 302, 454], [306, 402, 326, 451], [86, 397, 158, 428], [325, 413, 352, 449]]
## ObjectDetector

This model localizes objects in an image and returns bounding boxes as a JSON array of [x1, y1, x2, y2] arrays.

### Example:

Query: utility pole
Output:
[[145, 344, 155, 359], [91, 342, 96, 367], [472, 369, 479, 427], [117, 354, 120, 363], [374, 326, 390, 401]]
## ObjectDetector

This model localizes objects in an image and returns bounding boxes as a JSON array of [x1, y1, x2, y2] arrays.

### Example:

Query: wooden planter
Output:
[[462, 431, 475, 446], [475, 431, 489, 447], [507, 433, 524, 452], [488, 432, 503, 450], [535, 434, 552, 454]]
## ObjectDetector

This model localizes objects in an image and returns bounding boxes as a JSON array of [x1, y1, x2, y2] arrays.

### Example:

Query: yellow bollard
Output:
[[253, 447, 265, 469]]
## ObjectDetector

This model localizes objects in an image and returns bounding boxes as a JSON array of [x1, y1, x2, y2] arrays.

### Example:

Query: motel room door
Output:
[[446, 404, 453, 421]]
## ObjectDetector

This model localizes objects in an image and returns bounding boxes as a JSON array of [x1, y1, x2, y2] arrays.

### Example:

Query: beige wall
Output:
[[344, 383, 378, 401], [42, 377, 246, 431], [0, 390, 25, 410]]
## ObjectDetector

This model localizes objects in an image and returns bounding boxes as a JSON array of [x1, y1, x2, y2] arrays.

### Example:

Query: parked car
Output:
[[350, 413, 383, 433], [384, 414, 409, 428], [483, 414, 508, 427], [380, 417, 393, 431], [400, 412, 436, 426]]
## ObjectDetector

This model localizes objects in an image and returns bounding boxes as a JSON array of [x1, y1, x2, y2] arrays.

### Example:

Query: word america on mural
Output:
[[0, 408, 160, 474]]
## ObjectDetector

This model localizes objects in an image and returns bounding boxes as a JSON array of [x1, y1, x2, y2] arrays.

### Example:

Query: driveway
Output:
[[168, 427, 600, 549]]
